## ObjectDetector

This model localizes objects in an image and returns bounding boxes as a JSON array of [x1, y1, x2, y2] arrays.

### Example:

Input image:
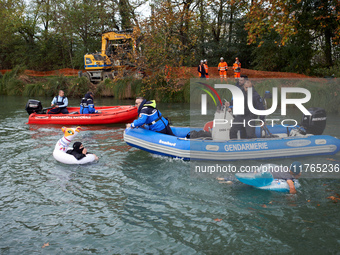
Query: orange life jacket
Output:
[[233, 62, 241, 72], [204, 64, 208, 74]]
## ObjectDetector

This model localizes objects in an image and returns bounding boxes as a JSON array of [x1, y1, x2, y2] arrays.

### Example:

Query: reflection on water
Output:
[[0, 96, 339, 254]]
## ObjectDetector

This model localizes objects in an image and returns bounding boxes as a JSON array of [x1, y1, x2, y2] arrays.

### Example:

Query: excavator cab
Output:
[[83, 29, 139, 82]]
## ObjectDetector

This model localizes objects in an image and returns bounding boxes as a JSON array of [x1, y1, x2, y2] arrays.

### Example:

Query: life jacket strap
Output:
[[147, 115, 162, 126]]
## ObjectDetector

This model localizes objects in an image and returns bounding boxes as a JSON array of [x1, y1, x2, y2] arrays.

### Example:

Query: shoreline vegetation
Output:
[[1, 66, 339, 113]]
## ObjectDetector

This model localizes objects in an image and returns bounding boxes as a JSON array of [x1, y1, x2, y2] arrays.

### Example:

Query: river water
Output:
[[0, 95, 340, 254]]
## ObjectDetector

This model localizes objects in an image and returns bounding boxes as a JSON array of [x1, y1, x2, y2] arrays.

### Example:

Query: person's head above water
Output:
[[73, 142, 84, 153], [290, 161, 302, 176]]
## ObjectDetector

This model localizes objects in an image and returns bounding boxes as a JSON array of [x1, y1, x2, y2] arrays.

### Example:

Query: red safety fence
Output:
[[0, 67, 310, 78], [0, 68, 81, 77]]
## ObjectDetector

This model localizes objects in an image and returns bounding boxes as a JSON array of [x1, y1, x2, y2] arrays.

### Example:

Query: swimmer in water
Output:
[[66, 142, 99, 161]]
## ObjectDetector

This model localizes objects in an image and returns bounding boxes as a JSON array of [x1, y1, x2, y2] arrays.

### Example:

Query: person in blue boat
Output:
[[227, 75, 248, 112], [126, 97, 174, 136], [228, 80, 265, 139], [80, 91, 99, 114], [49, 90, 69, 114], [235, 75, 248, 88]]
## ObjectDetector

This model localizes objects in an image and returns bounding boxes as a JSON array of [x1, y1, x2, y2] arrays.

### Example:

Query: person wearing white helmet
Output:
[[203, 59, 209, 79], [233, 57, 241, 79], [198, 60, 206, 78], [218, 57, 228, 79]]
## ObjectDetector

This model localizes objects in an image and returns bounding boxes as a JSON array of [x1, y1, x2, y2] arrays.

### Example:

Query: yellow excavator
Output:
[[83, 29, 142, 82]]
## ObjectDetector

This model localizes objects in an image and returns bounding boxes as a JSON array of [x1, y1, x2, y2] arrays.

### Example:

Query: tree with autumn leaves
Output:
[[246, 0, 340, 68], [0, 0, 339, 76]]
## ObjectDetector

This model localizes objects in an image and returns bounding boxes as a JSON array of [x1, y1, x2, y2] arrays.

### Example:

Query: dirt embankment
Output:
[[0, 68, 80, 77], [1, 67, 310, 79]]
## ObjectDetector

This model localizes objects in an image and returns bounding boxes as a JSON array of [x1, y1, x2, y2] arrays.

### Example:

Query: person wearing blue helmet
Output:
[[80, 91, 100, 114]]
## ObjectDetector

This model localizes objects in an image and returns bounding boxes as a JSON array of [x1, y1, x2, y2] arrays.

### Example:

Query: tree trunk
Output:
[[228, 5, 234, 45], [199, 0, 205, 56], [324, 28, 333, 67]]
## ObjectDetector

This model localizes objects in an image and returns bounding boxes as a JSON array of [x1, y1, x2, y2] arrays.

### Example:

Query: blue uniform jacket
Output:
[[80, 98, 98, 114], [131, 101, 168, 132]]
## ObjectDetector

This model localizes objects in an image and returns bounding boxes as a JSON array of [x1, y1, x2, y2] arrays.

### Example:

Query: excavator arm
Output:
[[84, 29, 142, 82], [101, 31, 134, 56]]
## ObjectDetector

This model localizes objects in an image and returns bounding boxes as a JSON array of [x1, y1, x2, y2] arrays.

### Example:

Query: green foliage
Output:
[[44, 76, 70, 97], [183, 79, 191, 103], [67, 77, 92, 97], [6, 79, 25, 96], [0, 74, 4, 95], [114, 78, 132, 99], [23, 83, 46, 97], [95, 78, 114, 96], [130, 79, 143, 98], [311, 63, 340, 78], [251, 32, 285, 72], [94, 76, 144, 99], [0, 66, 26, 95], [1, 0, 340, 85]]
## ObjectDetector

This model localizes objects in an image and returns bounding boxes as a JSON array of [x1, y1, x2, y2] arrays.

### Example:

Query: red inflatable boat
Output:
[[26, 100, 137, 125]]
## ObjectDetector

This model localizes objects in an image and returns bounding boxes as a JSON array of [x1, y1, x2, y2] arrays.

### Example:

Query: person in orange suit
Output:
[[218, 57, 228, 79], [233, 57, 241, 79], [204, 59, 209, 79]]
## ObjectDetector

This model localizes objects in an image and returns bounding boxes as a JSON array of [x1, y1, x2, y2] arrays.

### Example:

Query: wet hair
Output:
[[290, 162, 302, 175]]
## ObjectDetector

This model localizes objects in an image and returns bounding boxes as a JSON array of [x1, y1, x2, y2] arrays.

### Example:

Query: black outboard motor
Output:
[[25, 99, 43, 115], [301, 107, 327, 135]]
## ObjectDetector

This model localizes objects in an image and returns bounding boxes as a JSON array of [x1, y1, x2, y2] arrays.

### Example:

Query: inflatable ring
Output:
[[53, 126, 97, 165]]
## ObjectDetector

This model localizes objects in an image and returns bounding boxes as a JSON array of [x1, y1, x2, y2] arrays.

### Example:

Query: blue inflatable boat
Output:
[[124, 126, 340, 160], [124, 107, 340, 160]]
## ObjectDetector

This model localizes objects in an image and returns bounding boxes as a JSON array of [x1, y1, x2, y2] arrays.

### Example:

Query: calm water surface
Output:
[[0, 95, 340, 254]]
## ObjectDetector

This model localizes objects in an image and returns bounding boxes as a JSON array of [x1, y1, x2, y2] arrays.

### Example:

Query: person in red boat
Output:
[[49, 90, 69, 114]]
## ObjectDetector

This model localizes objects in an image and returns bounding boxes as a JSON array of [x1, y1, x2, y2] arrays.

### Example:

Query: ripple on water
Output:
[[0, 97, 340, 253]]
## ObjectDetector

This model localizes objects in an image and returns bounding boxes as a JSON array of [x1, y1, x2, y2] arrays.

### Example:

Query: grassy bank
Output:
[[1, 68, 339, 113], [0, 67, 191, 103]]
